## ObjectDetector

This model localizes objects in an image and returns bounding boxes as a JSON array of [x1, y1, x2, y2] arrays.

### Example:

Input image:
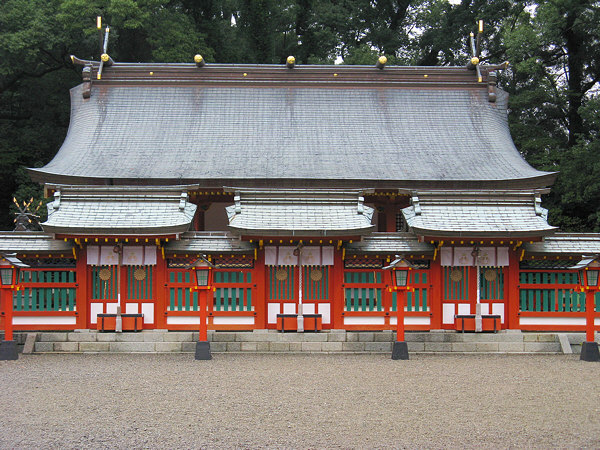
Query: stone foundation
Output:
[[29, 329, 600, 354]]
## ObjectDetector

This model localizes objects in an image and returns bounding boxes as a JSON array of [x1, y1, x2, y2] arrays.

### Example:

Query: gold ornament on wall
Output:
[[310, 269, 323, 282], [98, 268, 111, 281], [484, 269, 497, 282], [276, 269, 288, 281], [134, 268, 147, 281], [450, 268, 463, 282]]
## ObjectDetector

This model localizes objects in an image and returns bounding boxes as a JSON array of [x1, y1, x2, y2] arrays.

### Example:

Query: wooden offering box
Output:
[[97, 314, 117, 331], [121, 314, 144, 331], [276, 314, 298, 332], [303, 314, 323, 332], [97, 313, 143, 332], [455, 314, 501, 333]]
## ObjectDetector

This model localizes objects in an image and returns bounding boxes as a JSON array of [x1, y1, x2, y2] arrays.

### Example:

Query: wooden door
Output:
[[122, 265, 155, 328], [441, 266, 476, 328], [479, 266, 506, 326], [88, 265, 119, 327], [266, 265, 298, 328], [88, 265, 155, 328], [302, 265, 332, 329]]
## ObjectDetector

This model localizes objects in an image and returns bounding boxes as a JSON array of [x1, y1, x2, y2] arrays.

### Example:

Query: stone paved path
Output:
[[1, 353, 599, 448]]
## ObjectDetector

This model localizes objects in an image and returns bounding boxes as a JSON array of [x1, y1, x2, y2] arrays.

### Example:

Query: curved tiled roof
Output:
[[30, 64, 554, 189], [42, 185, 196, 236], [225, 189, 375, 236], [402, 190, 557, 238]]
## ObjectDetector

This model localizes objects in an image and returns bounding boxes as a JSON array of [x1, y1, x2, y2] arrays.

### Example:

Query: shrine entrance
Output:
[[440, 247, 509, 329], [264, 246, 333, 329], [86, 245, 157, 329]]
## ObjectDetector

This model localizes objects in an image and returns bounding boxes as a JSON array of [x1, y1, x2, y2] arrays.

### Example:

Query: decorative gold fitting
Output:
[[470, 57, 479, 66], [286, 56, 295, 69], [97, 16, 102, 30], [194, 54, 205, 67], [376, 56, 387, 69], [101, 53, 110, 62]]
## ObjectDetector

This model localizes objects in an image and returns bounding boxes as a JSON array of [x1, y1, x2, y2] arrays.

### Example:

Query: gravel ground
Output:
[[1, 353, 599, 449]]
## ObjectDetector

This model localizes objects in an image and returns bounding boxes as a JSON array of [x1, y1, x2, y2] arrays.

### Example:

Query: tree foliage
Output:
[[0, 0, 598, 230]]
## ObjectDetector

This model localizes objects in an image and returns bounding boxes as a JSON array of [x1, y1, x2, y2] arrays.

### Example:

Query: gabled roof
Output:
[[42, 185, 196, 236], [30, 63, 555, 190], [402, 190, 557, 238], [225, 189, 374, 236]]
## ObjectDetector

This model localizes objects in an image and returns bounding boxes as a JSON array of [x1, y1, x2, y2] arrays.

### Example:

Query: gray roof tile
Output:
[[226, 189, 374, 236], [345, 232, 434, 254], [0, 232, 73, 253], [42, 185, 196, 235], [402, 190, 557, 237], [525, 234, 600, 254], [166, 232, 256, 253], [31, 84, 553, 188]]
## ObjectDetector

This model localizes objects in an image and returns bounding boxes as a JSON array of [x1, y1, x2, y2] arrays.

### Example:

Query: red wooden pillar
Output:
[[1, 288, 13, 341], [468, 266, 478, 315], [505, 250, 520, 329], [581, 287, 600, 361], [585, 290, 595, 342], [195, 285, 211, 360], [75, 247, 88, 329], [429, 259, 443, 329], [254, 250, 266, 329], [155, 249, 168, 329], [0, 285, 19, 360], [396, 289, 406, 341], [119, 265, 127, 314], [331, 248, 344, 329], [382, 271, 393, 329], [199, 289, 208, 341]]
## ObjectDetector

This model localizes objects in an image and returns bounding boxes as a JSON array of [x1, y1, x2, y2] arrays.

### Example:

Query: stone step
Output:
[[30, 329, 582, 354]]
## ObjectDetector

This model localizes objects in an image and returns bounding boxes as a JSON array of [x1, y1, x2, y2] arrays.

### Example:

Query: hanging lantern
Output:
[[574, 257, 600, 290], [394, 269, 409, 287], [188, 255, 214, 290], [0, 255, 26, 286]]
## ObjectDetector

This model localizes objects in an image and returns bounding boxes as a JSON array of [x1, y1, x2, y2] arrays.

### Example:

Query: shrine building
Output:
[[1, 54, 600, 336]]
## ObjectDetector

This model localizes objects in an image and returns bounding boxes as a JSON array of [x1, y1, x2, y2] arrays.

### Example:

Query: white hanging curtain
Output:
[[440, 247, 509, 267], [87, 245, 157, 266], [264, 246, 334, 266]]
